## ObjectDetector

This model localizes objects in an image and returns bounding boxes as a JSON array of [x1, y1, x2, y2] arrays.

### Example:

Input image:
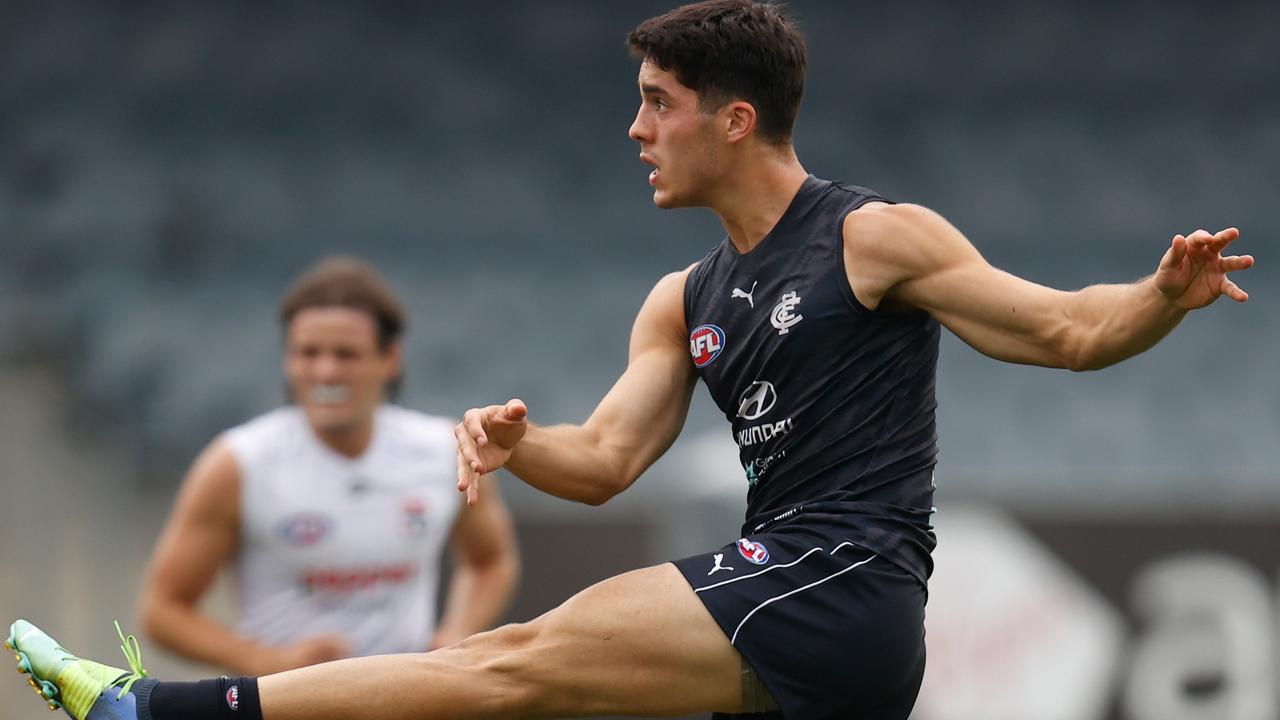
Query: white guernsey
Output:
[[227, 405, 462, 656]]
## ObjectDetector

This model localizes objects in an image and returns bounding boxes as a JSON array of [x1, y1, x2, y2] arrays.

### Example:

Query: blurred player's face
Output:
[[628, 61, 726, 209], [284, 307, 401, 436]]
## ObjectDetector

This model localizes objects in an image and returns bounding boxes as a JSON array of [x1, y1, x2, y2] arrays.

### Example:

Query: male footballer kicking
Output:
[[8, 1, 1253, 718]]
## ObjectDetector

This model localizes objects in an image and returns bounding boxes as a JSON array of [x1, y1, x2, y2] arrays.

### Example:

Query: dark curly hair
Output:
[[627, 0, 807, 144]]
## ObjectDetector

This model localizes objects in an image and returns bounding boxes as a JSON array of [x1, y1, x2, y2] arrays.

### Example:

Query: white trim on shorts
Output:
[[693, 540, 867, 594], [694, 547, 826, 593], [729, 553, 878, 644]]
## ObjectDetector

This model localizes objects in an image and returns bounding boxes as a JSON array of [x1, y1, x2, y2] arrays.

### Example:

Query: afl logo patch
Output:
[[225, 685, 239, 710], [277, 513, 332, 547], [736, 538, 770, 565], [689, 324, 726, 367]]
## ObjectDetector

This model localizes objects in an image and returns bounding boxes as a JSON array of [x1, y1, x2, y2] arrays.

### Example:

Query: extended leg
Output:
[[259, 562, 748, 719]]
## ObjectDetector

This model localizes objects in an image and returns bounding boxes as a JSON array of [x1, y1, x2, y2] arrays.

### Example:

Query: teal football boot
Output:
[[7, 619, 148, 720]]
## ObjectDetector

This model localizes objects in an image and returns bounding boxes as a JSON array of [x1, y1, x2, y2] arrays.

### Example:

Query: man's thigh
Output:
[[258, 562, 753, 720], [516, 562, 750, 717]]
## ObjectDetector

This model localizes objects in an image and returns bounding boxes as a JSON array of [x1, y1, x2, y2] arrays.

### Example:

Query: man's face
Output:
[[628, 60, 724, 208], [284, 307, 399, 434]]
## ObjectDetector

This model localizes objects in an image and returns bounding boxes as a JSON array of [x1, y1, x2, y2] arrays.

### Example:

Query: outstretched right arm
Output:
[[456, 268, 697, 506]]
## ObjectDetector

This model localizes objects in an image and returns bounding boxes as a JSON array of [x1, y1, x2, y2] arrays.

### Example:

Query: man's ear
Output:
[[724, 100, 757, 144], [383, 340, 404, 383]]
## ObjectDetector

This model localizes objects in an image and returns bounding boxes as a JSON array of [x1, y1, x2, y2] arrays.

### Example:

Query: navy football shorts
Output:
[[672, 517, 926, 720]]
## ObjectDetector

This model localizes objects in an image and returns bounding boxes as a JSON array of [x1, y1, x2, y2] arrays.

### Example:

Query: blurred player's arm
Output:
[[843, 203, 1253, 371], [137, 438, 347, 675], [431, 479, 520, 649], [457, 268, 697, 506]]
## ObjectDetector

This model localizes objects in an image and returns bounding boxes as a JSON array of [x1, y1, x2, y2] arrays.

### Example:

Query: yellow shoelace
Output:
[[110, 621, 148, 700]]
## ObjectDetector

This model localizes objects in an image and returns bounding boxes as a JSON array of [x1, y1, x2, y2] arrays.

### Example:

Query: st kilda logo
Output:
[[689, 324, 726, 367]]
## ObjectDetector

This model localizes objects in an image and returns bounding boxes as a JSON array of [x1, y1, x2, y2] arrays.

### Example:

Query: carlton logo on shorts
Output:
[[736, 538, 770, 565], [689, 324, 726, 367], [225, 685, 239, 710]]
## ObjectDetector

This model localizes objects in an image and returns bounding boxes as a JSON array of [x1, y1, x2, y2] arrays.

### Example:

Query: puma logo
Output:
[[731, 281, 758, 308], [708, 553, 735, 575]]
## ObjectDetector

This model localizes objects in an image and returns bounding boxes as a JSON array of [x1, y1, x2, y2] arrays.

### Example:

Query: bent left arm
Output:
[[431, 480, 520, 648], [844, 204, 1254, 371]]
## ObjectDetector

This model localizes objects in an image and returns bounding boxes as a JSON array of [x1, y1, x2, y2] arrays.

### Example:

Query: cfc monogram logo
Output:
[[771, 291, 803, 335]]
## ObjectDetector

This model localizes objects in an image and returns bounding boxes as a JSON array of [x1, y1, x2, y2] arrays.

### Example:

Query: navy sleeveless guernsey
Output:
[[683, 175, 939, 584]]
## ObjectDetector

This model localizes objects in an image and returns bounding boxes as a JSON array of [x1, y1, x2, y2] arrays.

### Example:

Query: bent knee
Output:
[[435, 619, 557, 713], [451, 619, 543, 653]]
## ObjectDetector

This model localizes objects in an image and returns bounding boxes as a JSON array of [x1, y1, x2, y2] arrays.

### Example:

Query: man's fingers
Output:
[[455, 431, 479, 491], [503, 399, 528, 422], [1221, 254, 1255, 272], [454, 420, 477, 465], [1222, 277, 1249, 303], [1184, 227, 1238, 255], [1161, 235, 1187, 270], [1162, 227, 1249, 305], [455, 452, 485, 503], [1186, 229, 1213, 248], [462, 408, 490, 447], [455, 447, 470, 492], [454, 420, 485, 475], [1210, 227, 1241, 252]]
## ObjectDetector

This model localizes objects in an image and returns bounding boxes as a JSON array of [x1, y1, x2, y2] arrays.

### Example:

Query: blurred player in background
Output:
[[7, 1, 1253, 719], [136, 256, 519, 674]]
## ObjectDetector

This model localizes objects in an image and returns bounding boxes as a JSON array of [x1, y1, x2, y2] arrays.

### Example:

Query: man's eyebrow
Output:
[[640, 83, 670, 96]]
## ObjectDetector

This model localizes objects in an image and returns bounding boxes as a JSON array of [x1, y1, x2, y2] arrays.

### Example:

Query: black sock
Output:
[[134, 677, 262, 720]]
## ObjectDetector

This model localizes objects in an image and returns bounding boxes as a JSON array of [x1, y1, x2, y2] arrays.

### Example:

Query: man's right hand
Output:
[[455, 399, 529, 506], [257, 635, 349, 675]]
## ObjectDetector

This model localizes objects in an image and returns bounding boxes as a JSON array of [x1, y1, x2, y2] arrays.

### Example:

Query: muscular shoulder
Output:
[[657, 263, 697, 298], [843, 202, 953, 263], [844, 201, 934, 225], [842, 202, 973, 310], [630, 265, 698, 355], [642, 265, 696, 325]]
